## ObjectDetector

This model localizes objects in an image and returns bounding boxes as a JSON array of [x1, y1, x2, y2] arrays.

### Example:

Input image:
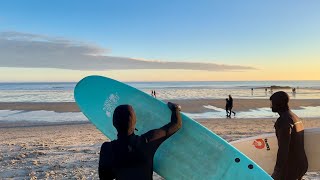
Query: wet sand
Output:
[[1, 98, 320, 113]]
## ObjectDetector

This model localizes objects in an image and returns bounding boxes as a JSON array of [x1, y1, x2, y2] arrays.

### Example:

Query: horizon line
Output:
[[0, 79, 320, 83]]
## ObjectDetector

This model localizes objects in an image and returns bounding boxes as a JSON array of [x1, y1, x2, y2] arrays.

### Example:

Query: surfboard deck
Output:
[[74, 75, 272, 180], [231, 128, 320, 174]]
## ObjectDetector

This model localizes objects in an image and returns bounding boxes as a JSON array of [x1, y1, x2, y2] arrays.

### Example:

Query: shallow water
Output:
[[0, 110, 88, 123], [185, 106, 320, 119], [1, 81, 320, 102], [1, 105, 319, 124]]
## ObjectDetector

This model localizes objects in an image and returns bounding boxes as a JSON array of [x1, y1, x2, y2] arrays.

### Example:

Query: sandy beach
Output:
[[1, 99, 320, 179]]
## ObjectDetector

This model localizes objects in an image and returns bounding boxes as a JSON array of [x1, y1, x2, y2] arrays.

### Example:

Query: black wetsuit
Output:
[[273, 110, 308, 180], [227, 97, 235, 116], [99, 109, 182, 180], [229, 97, 234, 112], [225, 99, 230, 116]]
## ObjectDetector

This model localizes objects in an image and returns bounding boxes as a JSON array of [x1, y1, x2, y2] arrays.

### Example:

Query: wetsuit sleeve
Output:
[[272, 122, 292, 180], [142, 106, 182, 148], [99, 142, 115, 180]]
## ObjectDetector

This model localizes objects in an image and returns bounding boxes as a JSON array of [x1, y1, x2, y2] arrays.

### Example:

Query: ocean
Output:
[[0, 80, 319, 122], [0, 80, 320, 102]]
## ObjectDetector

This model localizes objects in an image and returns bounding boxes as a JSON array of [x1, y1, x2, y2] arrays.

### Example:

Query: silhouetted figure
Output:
[[153, 90, 157, 98], [99, 103, 182, 179], [225, 98, 231, 118], [151, 90, 154, 97], [270, 91, 308, 180], [292, 88, 296, 98], [265, 88, 268, 96], [227, 95, 236, 117], [251, 88, 254, 96]]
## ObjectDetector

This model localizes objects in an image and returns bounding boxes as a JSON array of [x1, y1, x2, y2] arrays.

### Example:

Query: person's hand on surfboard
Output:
[[168, 102, 181, 111]]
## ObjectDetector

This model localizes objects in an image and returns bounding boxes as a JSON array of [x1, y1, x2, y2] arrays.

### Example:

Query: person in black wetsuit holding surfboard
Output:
[[99, 102, 182, 180], [270, 91, 308, 180]]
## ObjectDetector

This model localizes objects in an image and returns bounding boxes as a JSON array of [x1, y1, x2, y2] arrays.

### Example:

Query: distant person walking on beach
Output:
[[270, 91, 308, 180], [153, 90, 157, 98], [225, 98, 230, 118], [292, 88, 296, 94], [265, 88, 268, 96], [228, 95, 236, 116], [292, 88, 296, 93], [292, 88, 297, 98], [150, 90, 157, 98], [226, 95, 236, 117]]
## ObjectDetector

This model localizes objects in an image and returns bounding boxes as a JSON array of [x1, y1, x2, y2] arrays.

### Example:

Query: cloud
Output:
[[0, 31, 255, 71]]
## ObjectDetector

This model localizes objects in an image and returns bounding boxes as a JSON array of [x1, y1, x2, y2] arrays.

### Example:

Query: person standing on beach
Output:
[[270, 91, 308, 180], [225, 98, 231, 118], [99, 102, 182, 180], [153, 90, 157, 98], [292, 88, 297, 98], [228, 95, 236, 116]]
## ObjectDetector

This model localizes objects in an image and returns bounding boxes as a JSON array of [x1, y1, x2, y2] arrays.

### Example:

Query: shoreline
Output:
[[1, 99, 320, 113], [1, 99, 320, 129], [1, 117, 319, 128], [0, 121, 90, 129]]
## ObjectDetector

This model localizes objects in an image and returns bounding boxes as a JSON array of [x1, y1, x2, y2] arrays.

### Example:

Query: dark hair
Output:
[[113, 105, 136, 135], [270, 91, 289, 112]]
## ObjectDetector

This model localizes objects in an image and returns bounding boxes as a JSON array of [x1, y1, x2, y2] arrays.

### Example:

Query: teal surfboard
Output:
[[74, 76, 272, 180]]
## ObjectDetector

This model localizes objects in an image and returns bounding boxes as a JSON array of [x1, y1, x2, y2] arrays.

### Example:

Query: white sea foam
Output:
[[184, 106, 320, 119], [1, 81, 320, 102], [0, 110, 88, 123], [0, 105, 319, 124]]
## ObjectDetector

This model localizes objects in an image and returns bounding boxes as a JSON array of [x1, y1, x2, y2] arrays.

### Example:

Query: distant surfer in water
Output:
[[99, 102, 182, 180], [270, 91, 308, 180]]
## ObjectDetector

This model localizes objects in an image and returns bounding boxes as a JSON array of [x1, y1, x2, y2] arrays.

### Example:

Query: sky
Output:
[[0, 0, 319, 82]]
